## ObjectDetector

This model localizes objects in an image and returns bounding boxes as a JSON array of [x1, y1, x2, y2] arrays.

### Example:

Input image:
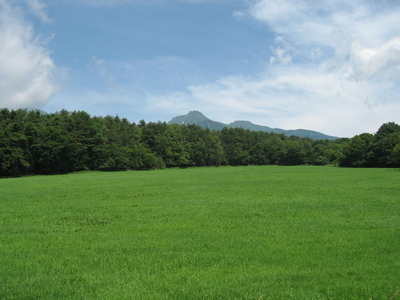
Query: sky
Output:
[[1, 0, 400, 137]]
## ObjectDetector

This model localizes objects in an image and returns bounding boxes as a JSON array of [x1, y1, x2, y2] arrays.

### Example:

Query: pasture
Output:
[[0, 166, 399, 299]]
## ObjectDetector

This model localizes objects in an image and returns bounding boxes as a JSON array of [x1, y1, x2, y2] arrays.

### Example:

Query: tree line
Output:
[[0, 108, 399, 177]]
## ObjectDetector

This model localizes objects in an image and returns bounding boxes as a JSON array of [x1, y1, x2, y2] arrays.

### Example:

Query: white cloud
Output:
[[0, 0, 58, 109], [350, 37, 400, 80], [269, 47, 292, 65], [233, 10, 245, 19], [24, 0, 51, 23]]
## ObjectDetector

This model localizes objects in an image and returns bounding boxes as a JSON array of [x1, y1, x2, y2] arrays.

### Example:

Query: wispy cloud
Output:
[[351, 38, 400, 81], [73, 0, 228, 6], [80, 55, 213, 92], [0, 0, 58, 109], [87, 56, 115, 84], [24, 0, 51, 23]]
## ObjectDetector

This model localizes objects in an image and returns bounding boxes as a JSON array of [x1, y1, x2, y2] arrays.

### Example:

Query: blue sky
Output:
[[1, 0, 400, 137]]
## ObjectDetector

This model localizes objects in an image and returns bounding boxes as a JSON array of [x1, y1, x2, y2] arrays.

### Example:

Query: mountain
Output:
[[168, 111, 226, 130], [168, 111, 338, 140]]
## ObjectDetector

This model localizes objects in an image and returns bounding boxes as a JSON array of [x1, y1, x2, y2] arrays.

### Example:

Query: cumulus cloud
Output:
[[0, 0, 58, 109]]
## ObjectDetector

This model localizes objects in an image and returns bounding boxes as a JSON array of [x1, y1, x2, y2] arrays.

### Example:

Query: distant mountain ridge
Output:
[[168, 111, 338, 140]]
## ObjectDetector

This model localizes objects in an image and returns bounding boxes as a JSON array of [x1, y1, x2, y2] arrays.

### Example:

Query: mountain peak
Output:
[[168, 110, 210, 125], [186, 111, 208, 120]]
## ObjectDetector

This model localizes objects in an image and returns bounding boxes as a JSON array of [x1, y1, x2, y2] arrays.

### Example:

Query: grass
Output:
[[0, 165, 399, 299]]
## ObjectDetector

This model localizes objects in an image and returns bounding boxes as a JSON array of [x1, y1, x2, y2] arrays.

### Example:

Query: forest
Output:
[[0, 108, 399, 177]]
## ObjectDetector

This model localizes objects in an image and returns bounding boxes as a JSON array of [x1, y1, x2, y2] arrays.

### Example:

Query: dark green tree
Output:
[[373, 122, 400, 167], [340, 133, 375, 167]]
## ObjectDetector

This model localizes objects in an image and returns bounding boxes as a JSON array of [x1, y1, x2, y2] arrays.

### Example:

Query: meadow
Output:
[[0, 166, 399, 299]]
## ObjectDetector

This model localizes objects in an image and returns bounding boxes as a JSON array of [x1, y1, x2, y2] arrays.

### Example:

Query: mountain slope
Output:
[[168, 111, 226, 130], [168, 111, 209, 125], [168, 111, 338, 140]]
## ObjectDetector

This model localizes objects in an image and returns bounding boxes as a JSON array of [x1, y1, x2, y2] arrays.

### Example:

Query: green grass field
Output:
[[1, 166, 399, 299]]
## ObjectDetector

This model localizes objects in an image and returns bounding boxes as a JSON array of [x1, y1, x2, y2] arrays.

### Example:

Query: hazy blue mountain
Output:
[[168, 111, 338, 140]]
